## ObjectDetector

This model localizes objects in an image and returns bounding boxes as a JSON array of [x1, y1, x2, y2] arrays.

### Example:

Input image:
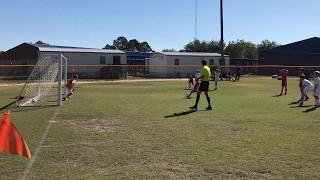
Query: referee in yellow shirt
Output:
[[190, 59, 212, 110]]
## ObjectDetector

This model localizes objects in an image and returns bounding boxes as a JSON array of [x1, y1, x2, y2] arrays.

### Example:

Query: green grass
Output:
[[0, 77, 319, 179]]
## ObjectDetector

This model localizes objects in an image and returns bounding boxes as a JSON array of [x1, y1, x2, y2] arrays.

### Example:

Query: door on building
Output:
[[113, 56, 121, 65]]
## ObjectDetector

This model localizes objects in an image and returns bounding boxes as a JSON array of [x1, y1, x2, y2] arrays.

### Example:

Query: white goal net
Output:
[[16, 54, 67, 107]]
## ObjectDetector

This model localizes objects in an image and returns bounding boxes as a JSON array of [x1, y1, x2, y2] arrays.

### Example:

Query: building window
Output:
[[210, 59, 215, 65], [100, 56, 106, 64], [219, 58, 225, 65], [174, 59, 179, 65], [113, 56, 121, 65]]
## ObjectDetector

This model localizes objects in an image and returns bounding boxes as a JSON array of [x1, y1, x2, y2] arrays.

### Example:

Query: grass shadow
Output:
[[303, 107, 317, 113], [165, 110, 197, 118]]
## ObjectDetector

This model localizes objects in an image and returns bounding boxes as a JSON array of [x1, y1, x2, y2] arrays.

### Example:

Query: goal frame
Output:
[[16, 54, 67, 107]]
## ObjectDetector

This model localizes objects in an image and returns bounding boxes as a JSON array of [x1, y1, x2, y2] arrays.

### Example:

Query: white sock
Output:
[[316, 99, 319, 105]]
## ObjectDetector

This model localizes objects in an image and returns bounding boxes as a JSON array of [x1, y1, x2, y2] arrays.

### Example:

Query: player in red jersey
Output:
[[63, 74, 78, 101], [187, 78, 200, 98], [299, 68, 309, 101], [279, 69, 288, 95], [187, 73, 194, 88]]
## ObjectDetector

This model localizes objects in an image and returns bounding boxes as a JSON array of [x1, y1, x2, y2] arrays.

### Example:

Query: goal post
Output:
[[16, 54, 67, 107]]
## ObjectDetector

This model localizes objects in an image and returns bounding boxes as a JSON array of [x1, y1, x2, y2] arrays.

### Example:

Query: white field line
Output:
[[117, 95, 139, 111], [21, 107, 60, 180]]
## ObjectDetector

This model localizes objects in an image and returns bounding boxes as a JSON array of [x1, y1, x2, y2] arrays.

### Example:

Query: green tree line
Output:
[[162, 39, 279, 59]]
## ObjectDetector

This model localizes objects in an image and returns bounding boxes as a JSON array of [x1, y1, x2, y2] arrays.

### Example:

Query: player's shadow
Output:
[[290, 105, 312, 108], [288, 100, 301, 105], [272, 94, 282, 97], [303, 107, 317, 113], [164, 110, 197, 118]]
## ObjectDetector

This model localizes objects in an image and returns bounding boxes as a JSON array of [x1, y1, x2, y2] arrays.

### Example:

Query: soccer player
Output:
[[299, 74, 314, 106], [187, 73, 194, 88], [190, 59, 212, 110], [313, 71, 320, 108], [187, 78, 200, 98], [214, 68, 220, 90], [235, 65, 242, 81], [63, 74, 78, 101], [279, 69, 288, 95], [299, 68, 309, 101], [195, 70, 201, 80]]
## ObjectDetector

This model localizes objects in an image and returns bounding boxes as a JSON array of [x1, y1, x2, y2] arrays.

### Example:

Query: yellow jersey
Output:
[[200, 66, 211, 81]]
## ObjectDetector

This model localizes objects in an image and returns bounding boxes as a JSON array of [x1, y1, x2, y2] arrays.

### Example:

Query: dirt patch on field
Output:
[[55, 156, 84, 167], [232, 127, 248, 133], [51, 118, 120, 133]]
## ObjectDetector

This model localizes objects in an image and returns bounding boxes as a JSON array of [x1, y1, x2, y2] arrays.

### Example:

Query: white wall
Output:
[[149, 54, 168, 77], [149, 54, 230, 78], [39, 52, 126, 78]]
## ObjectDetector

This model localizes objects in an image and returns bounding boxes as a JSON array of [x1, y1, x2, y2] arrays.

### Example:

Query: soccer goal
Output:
[[16, 54, 67, 107]]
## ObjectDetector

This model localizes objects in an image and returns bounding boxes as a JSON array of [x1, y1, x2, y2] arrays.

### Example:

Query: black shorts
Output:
[[199, 81, 209, 91]]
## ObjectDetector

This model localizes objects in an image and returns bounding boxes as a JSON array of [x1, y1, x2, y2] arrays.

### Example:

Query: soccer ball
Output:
[[31, 98, 37, 103], [186, 93, 190, 98]]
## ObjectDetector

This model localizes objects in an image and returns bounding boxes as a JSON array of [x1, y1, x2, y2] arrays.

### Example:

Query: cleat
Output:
[[206, 106, 212, 110], [189, 106, 198, 110]]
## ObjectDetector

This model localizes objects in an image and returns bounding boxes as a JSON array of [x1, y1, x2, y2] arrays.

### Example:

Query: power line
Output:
[[195, 0, 198, 40]]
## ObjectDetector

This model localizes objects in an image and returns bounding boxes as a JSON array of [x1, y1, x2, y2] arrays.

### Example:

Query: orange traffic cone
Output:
[[0, 112, 31, 158]]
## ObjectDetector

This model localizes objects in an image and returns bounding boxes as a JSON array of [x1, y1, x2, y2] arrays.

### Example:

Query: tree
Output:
[[127, 39, 142, 51], [242, 41, 258, 59], [104, 36, 153, 52], [207, 40, 221, 53], [225, 41, 246, 58], [140, 41, 153, 52], [113, 36, 128, 50], [184, 40, 204, 52], [183, 39, 223, 52], [0, 51, 4, 54], [35, 40, 49, 45], [258, 39, 279, 52], [224, 40, 259, 59], [103, 44, 116, 49], [162, 48, 177, 52]]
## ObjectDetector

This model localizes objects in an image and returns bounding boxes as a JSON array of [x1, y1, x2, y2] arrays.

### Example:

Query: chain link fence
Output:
[[1, 62, 320, 80]]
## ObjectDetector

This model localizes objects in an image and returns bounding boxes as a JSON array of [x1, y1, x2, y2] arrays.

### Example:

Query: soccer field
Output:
[[0, 77, 319, 179]]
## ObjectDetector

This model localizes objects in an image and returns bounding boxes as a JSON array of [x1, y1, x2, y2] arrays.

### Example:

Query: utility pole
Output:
[[195, 0, 198, 40], [220, 0, 224, 63]]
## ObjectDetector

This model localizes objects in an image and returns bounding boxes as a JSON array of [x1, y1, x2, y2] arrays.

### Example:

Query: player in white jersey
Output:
[[312, 71, 320, 108], [213, 68, 220, 90], [195, 70, 201, 80], [299, 75, 314, 106]]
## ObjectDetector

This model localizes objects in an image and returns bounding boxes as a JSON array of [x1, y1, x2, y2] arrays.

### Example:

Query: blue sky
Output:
[[0, 0, 319, 52]]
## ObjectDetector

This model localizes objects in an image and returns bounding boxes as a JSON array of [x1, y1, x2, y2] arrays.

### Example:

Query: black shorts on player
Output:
[[199, 81, 209, 91]]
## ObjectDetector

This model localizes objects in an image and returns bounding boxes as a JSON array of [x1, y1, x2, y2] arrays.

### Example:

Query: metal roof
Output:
[[30, 44, 125, 54], [259, 37, 320, 58], [158, 52, 228, 57]]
